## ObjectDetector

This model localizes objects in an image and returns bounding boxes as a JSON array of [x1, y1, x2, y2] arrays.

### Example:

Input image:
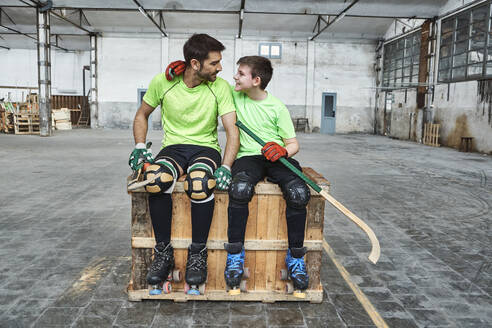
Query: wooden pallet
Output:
[[127, 167, 329, 303], [14, 112, 39, 135], [423, 123, 440, 147]]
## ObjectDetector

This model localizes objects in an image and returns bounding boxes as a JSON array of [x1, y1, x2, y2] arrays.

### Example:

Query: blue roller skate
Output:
[[281, 247, 309, 298], [224, 242, 249, 295]]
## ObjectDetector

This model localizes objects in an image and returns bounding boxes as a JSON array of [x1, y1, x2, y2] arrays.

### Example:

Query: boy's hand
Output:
[[165, 60, 186, 81], [213, 165, 232, 190], [262, 142, 287, 162], [129, 143, 154, 170]]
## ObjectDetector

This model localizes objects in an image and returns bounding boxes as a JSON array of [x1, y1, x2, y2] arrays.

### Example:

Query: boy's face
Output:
[[195, 51, 222, 82], [233, 64, 259, 92]]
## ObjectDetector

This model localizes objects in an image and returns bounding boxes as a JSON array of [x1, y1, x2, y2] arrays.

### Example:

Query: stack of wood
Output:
[[0, 101, 16, 134], [14, 112, 40, 135], [52, 108, 72, 130]]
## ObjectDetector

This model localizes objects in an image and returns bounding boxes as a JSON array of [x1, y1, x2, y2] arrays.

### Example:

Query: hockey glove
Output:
[[165, 60, 186, 81], [213, 165, 232, 191], [129, 142, 154, 171], [261, 141, 287, 162]]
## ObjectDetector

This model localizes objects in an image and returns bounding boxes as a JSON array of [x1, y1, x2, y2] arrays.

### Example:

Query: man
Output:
[[129, 34, 239, 295]]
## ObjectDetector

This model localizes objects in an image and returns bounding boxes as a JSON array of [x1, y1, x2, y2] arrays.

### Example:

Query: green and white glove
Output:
[[129, 142, 154, 171], [213, 164, 232, 191]]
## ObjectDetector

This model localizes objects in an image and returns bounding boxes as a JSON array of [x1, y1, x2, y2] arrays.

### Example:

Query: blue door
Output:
[[321, 93, 336, 134]]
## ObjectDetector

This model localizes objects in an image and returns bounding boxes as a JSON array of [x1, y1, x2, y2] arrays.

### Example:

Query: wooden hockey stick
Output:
[[236, 120, 380, 264], [127, 171, 163, 191]]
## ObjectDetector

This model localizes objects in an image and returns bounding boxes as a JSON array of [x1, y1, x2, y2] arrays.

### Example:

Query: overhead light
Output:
[[138, 7, 146, 16], [333, 12, 346, 24], [240, 9, 244, 20]]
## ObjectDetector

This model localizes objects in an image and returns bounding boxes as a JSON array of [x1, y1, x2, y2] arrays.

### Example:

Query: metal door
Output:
[[321, 93, 336, 134]]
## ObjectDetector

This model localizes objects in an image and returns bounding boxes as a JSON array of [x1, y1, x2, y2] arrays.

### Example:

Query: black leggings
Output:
[[227, 155, 308, 248], [149, 144, 221, 244]]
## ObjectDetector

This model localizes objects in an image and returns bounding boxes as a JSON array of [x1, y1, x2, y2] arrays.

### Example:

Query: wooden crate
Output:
[[14, 112, 39, 135], [127, 167, 328, 303]]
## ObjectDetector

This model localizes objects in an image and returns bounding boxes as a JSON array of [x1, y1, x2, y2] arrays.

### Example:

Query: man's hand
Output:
[[165, 60, 186, 81], [129, 143, 154, 171], [261, 141, 287, 162], [213, 165, 232, 191]]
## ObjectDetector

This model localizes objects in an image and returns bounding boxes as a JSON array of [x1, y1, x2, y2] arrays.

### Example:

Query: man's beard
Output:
[[197, 69, 218, 82]]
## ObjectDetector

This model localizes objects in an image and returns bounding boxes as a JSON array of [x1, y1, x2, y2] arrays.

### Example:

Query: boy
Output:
[[165, 56, 310, 295], [224, 56, 310, 295]]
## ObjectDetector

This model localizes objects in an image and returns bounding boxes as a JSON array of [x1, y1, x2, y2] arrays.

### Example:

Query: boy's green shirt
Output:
[[231, 87, 296, 158], [143, 74, 236, 152]]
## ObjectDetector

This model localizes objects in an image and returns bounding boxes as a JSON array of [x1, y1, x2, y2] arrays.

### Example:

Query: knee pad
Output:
[[184, 162, 216, 203], [282, 178, 311, 209], [229, 171, 255, 205], [144, 159, 177, 194]]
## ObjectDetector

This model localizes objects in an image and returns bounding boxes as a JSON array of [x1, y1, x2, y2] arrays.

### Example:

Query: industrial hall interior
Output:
[[1, 0, 491, 327]]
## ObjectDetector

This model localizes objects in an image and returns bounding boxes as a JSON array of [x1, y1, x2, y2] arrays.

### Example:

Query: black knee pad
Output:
[[282, 178, 311, 209], [184, 163, 216, 202], [144, 160, 177, 194], [229, 171, 255, 205]]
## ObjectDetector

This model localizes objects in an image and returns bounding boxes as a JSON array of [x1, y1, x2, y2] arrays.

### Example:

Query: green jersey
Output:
[[232, 88, 296, 158], [143, 74, 236, 152]]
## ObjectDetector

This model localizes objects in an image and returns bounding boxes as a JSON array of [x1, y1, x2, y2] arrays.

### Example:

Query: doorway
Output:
[[321, 93, 336, 134]]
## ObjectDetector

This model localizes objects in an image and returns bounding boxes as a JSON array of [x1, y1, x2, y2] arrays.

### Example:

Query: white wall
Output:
[[0, 48, 89, 102], [96, 34, 377, 133]]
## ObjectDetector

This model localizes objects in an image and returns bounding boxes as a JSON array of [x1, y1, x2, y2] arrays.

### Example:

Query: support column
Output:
[[90, 34, 98, 128], [234, 37, 242, 70], [37, 7, 52, 136], [305, 40, 315, 132]]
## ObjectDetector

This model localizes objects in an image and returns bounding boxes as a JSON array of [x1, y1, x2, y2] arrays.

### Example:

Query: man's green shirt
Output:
[[143, 74, 236, 152], [232, 88, 296, 158]]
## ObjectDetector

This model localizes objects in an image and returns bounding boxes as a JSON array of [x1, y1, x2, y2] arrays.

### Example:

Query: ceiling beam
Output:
[[0, 23, 70, 51], [50, 10, 92, 34], [132, 0, 167, 37], [0, 45, 10, 50], [237, 0, 245, 38], [0, 8, 17, 25], [310, 0, 360, 40]]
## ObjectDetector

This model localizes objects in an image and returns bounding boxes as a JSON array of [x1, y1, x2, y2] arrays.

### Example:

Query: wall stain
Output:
[[448, 114, 471, 150], [477, 80, 492, 126]]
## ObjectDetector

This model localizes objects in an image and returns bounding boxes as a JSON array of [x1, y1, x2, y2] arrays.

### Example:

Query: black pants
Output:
[[148, 144, 221, 245], [228, 155, 308, 248]]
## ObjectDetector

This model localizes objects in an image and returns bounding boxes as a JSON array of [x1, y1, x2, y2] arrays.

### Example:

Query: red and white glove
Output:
[[165, 60, 186, 81], [261, 142, 287, 162]]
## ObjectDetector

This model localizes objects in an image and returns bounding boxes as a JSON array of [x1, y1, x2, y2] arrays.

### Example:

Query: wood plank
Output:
[[265, 196, 280, 290], [255, 195, 269, 290], [127, 286, 323, 303]]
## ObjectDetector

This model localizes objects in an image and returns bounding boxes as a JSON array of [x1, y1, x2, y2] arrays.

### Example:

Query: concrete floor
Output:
[[0, 129, 491, 328]]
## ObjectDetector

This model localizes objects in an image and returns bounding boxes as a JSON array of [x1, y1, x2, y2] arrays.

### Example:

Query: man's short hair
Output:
[[237, 56, 273, 90], [183, 34, 225, 66]]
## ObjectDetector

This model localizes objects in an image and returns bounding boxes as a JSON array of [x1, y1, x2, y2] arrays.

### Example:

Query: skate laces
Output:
[[151, 248, 171, 271], [288, 257, 307, 277], [226, 252, 243, 272], [188, 252, 206, 271]]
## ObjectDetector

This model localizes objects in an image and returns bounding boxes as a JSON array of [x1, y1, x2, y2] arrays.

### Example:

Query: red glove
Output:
[[165, 60, 186, 81], [262, 142, 287, 162]]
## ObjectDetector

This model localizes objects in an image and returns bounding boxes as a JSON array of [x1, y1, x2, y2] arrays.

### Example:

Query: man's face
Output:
[[233, 64, 256, 92], [196, 51, 222, 82]]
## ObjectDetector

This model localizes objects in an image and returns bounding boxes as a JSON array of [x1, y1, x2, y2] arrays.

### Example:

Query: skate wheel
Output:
[[149, 285, 162, 296], [240, 280, 248, 292], [199, 284, 206, 295], [279, 269, 288, 280], [285, 282, 294, 294], [243, 267, 250, 279], [163, 281, 172, 294], [228, 288, 241, 296], [172, 269, 181, 282], [187, 288, 200, 295], [293, 290, 306, 299], [184, 282, 190, 294]]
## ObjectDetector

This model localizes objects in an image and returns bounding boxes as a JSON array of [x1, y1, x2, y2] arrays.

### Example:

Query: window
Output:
[[383, 31, 421, 88], [258, 43, 282, 59], [438, 3, 491, 82]]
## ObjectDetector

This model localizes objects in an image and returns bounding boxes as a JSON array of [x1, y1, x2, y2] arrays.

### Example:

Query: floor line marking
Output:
[[323, 238, 389, 328]]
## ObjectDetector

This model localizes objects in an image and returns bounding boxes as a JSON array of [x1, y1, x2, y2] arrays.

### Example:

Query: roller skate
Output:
[[280, 247, 309, 299], [224, 242, 249, 295], [184, 243, 208, 295], [146, 242, 181, 295]]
